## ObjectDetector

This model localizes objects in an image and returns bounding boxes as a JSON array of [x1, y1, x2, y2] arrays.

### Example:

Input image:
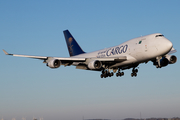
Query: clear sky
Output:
[[0, 1, 180, 120]]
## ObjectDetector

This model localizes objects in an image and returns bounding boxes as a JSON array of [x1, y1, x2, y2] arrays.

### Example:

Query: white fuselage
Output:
[[72, 33, 173, 68]]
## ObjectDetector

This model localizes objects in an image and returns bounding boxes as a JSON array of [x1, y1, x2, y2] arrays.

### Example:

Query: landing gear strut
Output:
[[131, 68, 138, 77]]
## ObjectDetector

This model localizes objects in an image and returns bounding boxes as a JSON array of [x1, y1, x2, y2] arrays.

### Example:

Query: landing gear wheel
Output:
[[100, 70, 114, 78], [116, 73, 119, 77], [134, 73, 137, 77], [116, 71, 124, 77], [131, 73, 134, 77], [131, 68, 138, 77], [101, 74, 103, 78], [121, 72, 124, 76]]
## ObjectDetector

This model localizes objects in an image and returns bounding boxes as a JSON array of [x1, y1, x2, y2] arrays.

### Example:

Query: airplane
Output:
[[3, 30, 177, 78]]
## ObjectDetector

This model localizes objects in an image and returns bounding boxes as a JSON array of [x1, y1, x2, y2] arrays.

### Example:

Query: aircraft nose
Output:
[[166, 39, 173, 50], [157, 38, 173, 56]]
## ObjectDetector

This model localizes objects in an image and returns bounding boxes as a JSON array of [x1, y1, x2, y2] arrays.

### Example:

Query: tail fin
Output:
[[63, 30, 85, 56]]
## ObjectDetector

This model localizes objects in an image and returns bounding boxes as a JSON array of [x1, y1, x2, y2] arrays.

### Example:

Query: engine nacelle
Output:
[[153, 55, 177, 68], [88, 60, 102, 70], [160, 57, 169, 67], [166, 55, 177, 64], [153, 57, 169, 68], [47, 59, 61, 68]]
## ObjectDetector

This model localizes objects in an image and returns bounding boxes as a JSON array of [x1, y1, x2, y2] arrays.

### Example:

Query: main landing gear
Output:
[[131, 68, 138, 77], [116, 68, 124, 77], [100, 67, 139, 78], [100, 68, 124, 78], [100, 70, 114, 78]]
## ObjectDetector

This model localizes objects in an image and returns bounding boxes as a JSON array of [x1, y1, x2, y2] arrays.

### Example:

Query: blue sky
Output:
[[0, 1, 180, 120]]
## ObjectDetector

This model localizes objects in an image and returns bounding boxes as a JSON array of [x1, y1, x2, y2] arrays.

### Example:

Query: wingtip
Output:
[[2, 49, 9, 55]]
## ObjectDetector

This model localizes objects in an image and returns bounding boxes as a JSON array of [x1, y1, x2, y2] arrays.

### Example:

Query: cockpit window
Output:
[[155, 34, 164, 37]]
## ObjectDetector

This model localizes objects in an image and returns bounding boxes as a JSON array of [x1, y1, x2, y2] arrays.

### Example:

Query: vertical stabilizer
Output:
[[63, 30, 85, 56]]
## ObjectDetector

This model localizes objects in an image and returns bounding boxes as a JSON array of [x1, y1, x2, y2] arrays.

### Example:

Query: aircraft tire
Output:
[[101, 74, 103, 78], [121, 72, 124, 76], [131, 73, 134, 77]]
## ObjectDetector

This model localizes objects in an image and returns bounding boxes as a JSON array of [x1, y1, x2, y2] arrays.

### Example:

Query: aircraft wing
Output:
[[3, 49, 126, 63], [3, 49, 47, 60], [168, 47, 177, 54], [2, 49, 86, 62]]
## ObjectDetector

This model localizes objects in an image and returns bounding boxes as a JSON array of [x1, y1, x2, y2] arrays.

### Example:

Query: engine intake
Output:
[[166, 55, 177, 64], [47, 59, 61, 68], [88, 60, 102, 70]]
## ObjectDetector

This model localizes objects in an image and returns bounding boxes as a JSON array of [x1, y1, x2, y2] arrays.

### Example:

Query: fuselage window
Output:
[[139, 41, 142, 44], [155, 35, 164, 37]]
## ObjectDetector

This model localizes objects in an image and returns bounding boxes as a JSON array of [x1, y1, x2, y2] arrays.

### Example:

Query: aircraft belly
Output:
[[109, 59, 137, 68]]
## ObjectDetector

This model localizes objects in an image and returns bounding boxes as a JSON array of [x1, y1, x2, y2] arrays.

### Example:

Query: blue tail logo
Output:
[[63, 30, 85, 56]]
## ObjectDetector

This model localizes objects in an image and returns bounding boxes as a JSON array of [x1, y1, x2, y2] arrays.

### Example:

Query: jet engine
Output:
[[166, 55, 177, 64], [153, 55, 177, 68], [47, 59, 61, 68], [160, 57, 169, 67], [88, 60, 102, 70]]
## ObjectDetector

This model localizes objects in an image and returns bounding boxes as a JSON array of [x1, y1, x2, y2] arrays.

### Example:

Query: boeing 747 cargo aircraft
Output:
[[3, 30, 177, 78]]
